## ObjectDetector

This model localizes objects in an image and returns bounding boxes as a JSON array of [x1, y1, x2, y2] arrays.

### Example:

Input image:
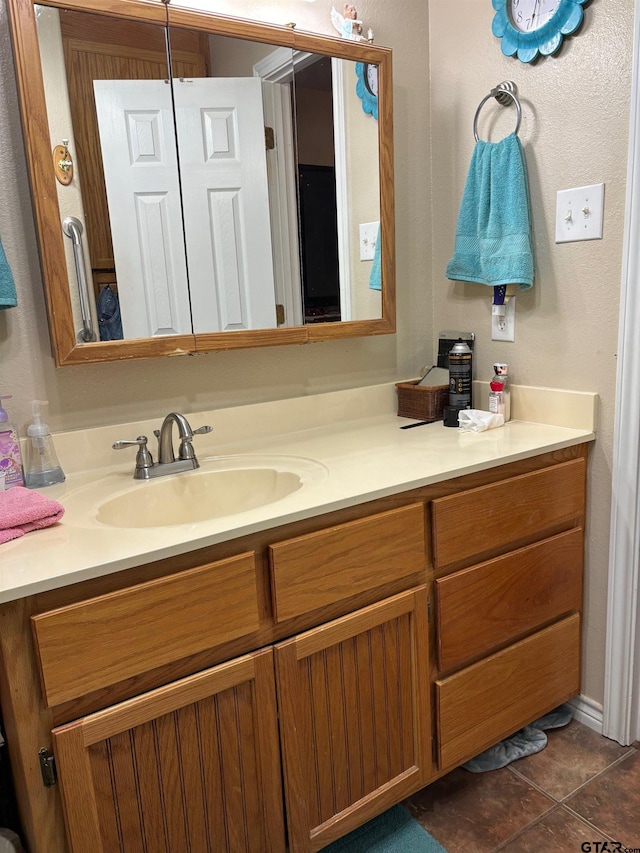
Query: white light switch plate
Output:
[[359, 221, 379, 261], [555, 183, 604, 243]]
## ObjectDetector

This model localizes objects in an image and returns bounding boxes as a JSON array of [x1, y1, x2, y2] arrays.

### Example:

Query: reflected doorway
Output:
[[293, 55, 341, 323], [298, 165, 341, 323]]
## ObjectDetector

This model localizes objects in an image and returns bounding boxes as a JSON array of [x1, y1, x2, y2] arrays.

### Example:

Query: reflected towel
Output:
[[0, 486, 64, 545], [369, 223, 381, 291], [446, 132, 534, 289], [0, 235, 17, 310]]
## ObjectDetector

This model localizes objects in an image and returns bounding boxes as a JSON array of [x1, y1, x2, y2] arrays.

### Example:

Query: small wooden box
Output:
[[396, 380, 449, 422]]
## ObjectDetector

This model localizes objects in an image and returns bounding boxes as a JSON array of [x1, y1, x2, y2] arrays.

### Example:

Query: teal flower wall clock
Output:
[[492, 0, 589, 63], [355, 62, 378, 120]]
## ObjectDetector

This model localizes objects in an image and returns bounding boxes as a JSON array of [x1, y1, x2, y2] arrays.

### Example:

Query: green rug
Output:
[[322, 804, 447, 853]]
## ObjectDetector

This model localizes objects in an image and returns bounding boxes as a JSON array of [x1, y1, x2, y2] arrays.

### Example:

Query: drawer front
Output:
[[435, 613, 580, 770], [432, 458, 585, 570], [435, 528, 583, 671], [32, 552, 261, 707], [269, 503, 426, 622]]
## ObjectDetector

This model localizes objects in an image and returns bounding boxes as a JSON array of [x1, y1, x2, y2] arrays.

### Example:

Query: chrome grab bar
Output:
[[62, 216, 97, 343]]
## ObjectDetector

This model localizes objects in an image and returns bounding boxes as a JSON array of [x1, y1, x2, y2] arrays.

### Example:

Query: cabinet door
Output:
[[52, 648, 285, 853], [275, 587, 432, 853]]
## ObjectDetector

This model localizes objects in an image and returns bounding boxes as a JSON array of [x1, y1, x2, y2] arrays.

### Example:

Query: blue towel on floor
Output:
[[369, 223, 381, 291], [0, 235, 17, 310], [463, 726, 547, 773], [323, 805, 447, 853], [446, 132, 533, 289]]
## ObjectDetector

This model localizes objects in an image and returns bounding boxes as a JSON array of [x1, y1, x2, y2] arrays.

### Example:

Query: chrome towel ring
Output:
[[473, 81, 522, 142]]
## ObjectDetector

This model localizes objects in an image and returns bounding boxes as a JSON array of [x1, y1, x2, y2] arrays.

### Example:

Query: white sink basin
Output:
[[97, 467, 302, 528], [61, 454, 328, 529]]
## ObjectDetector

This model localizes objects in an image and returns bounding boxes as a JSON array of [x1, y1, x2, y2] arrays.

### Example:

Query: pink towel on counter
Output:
[[0, 486, 65, 544]]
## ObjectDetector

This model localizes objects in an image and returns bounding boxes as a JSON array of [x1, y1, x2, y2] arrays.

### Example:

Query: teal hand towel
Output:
[[0, 235, 17, 310], [369, 223, 381, 291], [446, 132, 533, 289]]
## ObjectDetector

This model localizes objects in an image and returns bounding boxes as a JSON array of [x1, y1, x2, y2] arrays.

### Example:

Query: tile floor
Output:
[[405, 720, 640, 852]]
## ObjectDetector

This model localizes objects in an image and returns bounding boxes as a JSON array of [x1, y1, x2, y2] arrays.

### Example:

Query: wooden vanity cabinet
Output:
[[0, 445, 588, 853]]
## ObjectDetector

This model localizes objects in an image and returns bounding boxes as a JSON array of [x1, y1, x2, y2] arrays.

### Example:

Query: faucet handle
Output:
[[112, 435, 154, 479], [178, 424, 212, 461]]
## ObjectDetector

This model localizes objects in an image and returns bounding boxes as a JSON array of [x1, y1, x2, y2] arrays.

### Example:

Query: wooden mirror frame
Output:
[[7, 0, 395, 366]]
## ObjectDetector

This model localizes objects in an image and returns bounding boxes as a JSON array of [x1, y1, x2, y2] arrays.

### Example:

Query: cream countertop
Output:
[[0, 381, 596, 602]]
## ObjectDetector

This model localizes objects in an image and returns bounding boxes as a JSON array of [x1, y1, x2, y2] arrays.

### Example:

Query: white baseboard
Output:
[[570, 694, 604, 735]]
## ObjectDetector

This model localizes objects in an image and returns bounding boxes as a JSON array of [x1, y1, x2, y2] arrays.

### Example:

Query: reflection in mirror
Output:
[[169, 30, 294, 333], [32, 4, 385, 348], [35, 5, 197, 341], [292, 53, 381, 325], [168, 30, 381, 329]]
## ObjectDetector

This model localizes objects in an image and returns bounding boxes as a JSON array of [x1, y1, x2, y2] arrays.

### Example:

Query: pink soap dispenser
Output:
[[0, 395, 25, 488]]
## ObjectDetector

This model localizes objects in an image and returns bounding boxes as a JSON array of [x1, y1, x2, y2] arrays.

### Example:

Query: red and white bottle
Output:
[[489, 363, 510, 422]]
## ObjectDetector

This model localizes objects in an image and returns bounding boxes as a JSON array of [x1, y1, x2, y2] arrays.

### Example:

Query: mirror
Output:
[[8, 0, 394, 364]]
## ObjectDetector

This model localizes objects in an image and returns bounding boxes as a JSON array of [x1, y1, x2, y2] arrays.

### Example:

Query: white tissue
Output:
[[458, 409, 504, 432]]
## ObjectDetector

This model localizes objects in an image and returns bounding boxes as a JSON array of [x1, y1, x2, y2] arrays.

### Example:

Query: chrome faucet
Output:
[[113, 412, 213, 479], [157, 412, 198, 464]]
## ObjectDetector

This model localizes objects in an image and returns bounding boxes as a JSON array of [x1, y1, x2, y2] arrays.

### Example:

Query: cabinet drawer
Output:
[[32, 552, 261, 707], [432, 458, 585, 570], [435, 528, 583, 671], [269, 504, 426, 622], [435, 614, 580, 770]]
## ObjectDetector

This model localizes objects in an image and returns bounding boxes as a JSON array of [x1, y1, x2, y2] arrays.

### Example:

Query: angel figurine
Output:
[[331, 4, 364, 41]]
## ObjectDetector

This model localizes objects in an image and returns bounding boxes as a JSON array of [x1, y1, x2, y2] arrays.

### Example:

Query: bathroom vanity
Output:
[[0, 384, 593, 853]]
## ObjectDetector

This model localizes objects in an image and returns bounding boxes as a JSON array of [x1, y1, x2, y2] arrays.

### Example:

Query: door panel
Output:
[[275, 587, 432, 853], [94, 79, 192, 338], [52, 649, 285, 853], [173, 77, 277, 332], [60, 11, 208, 280]]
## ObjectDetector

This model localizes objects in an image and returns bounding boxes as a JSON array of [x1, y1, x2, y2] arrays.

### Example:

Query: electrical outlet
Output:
[[555, 183, 604, 243], [491, 298, 515, 341], [359, 221, 379, 260]]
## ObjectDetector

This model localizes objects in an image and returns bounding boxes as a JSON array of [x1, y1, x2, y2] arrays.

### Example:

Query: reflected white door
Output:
[[261, 80, 303, 327], [93, 79, 192, 339], [173, 77, 277, 332]]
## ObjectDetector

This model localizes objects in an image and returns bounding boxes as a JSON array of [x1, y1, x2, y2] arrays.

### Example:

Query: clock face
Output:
[[355, 62, 378, 119], [365, 63, 378, 98], [509, 0, 562, 33]]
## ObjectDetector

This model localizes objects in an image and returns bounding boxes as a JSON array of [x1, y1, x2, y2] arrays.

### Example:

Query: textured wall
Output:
[[428, 0, 632, 704]]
